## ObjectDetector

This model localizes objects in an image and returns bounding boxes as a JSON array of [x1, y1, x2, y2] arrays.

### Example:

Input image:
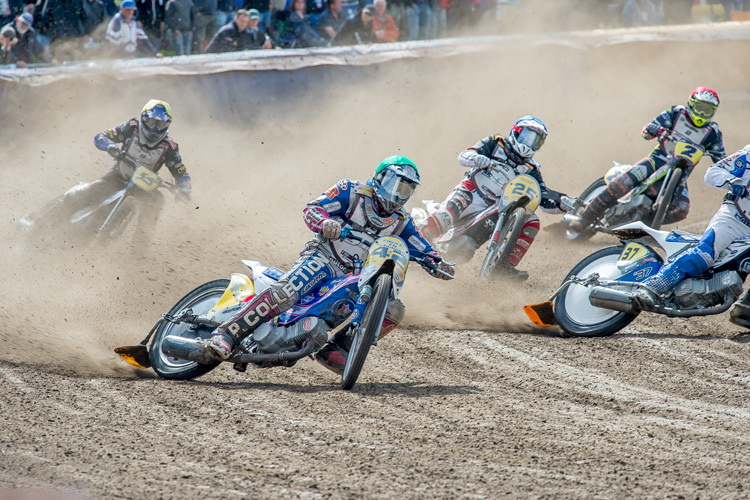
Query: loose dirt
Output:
[[2, 27, 750, 499]]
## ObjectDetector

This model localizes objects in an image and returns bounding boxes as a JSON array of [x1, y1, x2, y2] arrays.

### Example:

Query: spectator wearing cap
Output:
[[105, 0, 163, 57], [330, 4, 373, 45], [245, 8, 272, 48], [317, 0, 344, 39], [165, 0, 194, 54], [0, 25, 17, 64], [203, 7, 250, 51], [371, 0, 398, 42], [5, 11, 53, 66]]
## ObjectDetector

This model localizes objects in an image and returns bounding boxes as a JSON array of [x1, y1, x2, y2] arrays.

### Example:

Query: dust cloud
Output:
[[1, 31, 749, 374]]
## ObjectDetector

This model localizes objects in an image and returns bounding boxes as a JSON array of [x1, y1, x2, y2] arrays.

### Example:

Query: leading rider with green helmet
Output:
[[206, 155, 455, 373]]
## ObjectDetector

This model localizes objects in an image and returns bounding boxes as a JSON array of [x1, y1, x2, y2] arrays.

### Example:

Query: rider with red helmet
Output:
[[568, 87, 725, 233]]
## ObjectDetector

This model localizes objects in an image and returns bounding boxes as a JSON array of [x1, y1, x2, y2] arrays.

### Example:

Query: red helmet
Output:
[[687, 87, 719, 127]]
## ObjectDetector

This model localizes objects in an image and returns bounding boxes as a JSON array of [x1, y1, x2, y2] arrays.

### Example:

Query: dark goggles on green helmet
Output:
[[376, 165, 419, 212]]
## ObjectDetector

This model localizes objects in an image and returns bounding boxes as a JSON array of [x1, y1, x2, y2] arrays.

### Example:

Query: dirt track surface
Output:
[[2, 26, 750, 499]]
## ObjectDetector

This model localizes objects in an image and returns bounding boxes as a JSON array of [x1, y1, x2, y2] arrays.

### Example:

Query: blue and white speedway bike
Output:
[[524, 221, 750, 337], [116, 228, 452, 390]]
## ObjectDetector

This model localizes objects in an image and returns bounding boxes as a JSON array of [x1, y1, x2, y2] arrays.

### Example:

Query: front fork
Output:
[[487, 213, 507, 251]]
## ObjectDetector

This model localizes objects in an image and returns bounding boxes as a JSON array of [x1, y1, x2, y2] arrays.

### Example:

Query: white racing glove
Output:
[[474, 155, 492, 170], [321, 219, 342, 240]]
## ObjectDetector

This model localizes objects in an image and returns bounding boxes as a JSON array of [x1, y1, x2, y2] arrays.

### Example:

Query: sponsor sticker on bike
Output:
[[618, 242, 648, 262], [131, 166, 161, 191], [673, 141, 704, 164]]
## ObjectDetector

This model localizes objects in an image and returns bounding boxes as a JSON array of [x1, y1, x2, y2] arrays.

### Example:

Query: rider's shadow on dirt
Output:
[[186, 380, 481, 397]]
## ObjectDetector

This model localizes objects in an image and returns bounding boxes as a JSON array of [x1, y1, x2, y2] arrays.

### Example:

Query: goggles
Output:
[[516, 127, 546, 151], [690, 101, 717, 119], [379, 169, 418, 205], [144, 117, 170, 131]]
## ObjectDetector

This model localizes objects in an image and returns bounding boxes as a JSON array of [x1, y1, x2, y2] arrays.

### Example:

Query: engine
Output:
[[250, 317, 329, 355], [673, 270, 743, 309], [610, 194, 652, 224]]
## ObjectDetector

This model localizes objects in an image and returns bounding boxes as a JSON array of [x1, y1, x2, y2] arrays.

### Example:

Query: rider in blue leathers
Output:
[[634, 144, 750, 328], [206, 156, 455, 373]]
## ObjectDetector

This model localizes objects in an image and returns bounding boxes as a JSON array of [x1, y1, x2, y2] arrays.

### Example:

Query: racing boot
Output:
[[566, 190, 617, 234], [729, 290, 750, 329], [631, 287, 659, 311], [205, 282, 299, 360], [207, 331, 236, 360]]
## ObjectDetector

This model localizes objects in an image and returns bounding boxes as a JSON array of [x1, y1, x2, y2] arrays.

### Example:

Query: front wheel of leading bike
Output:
[[340, 274, 391, 390]]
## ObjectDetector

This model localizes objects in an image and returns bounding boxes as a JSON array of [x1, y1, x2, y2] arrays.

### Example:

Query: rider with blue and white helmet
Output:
[[419, 116, 567, 280]]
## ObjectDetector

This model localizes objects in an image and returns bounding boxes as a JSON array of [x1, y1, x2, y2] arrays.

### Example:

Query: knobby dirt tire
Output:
[[554, 246, 640, 337], [479, 207, 526, 279], [650, 167, 683, 231], [341, 274, 391, 390], [149, 279, 227, 380]]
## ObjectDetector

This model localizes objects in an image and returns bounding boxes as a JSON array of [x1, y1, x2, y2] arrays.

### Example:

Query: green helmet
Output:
[[371, 155, 421, 214]]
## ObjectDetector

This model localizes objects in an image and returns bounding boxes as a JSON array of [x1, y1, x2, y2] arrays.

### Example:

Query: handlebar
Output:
[[337, 226, 454, 279]]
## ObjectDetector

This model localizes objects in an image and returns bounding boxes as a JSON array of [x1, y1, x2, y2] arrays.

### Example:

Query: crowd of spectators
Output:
[[0, 0, 749, 66]]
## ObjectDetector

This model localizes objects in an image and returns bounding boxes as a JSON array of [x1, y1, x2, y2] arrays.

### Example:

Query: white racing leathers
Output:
[[642, 145, 750, 294]]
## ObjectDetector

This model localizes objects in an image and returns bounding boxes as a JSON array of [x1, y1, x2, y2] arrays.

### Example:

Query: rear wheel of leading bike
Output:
[[341, 274, 391, 390], [149, 279, 227, 380], [650, 167, 683, 231], [479, 207, 526, 279], [554, 246, 640, 337]]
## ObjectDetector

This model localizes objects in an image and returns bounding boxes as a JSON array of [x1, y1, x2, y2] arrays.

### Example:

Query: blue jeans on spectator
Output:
[[429, 2, 446, 38], [167, 28, 193, 55], [407, 3, 431, 40]]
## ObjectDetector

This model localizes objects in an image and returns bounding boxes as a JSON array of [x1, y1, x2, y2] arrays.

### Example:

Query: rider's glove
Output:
[[107, 144, 123, 159], [435, 260, 455, 280], [729, 178, 747, 198], [426, 252, 454, 280], [474, 155, 492, 170], [644, 123, 669, 141], [321, 219, 342, 240], [644, 122, 661, 136], [176, 174, 192, 196]]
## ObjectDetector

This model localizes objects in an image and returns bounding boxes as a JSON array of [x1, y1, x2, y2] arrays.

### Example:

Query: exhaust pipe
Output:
[[162, 335, 318, 365], [161, 336, 217, 365], [588, 286, 639, 314]]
